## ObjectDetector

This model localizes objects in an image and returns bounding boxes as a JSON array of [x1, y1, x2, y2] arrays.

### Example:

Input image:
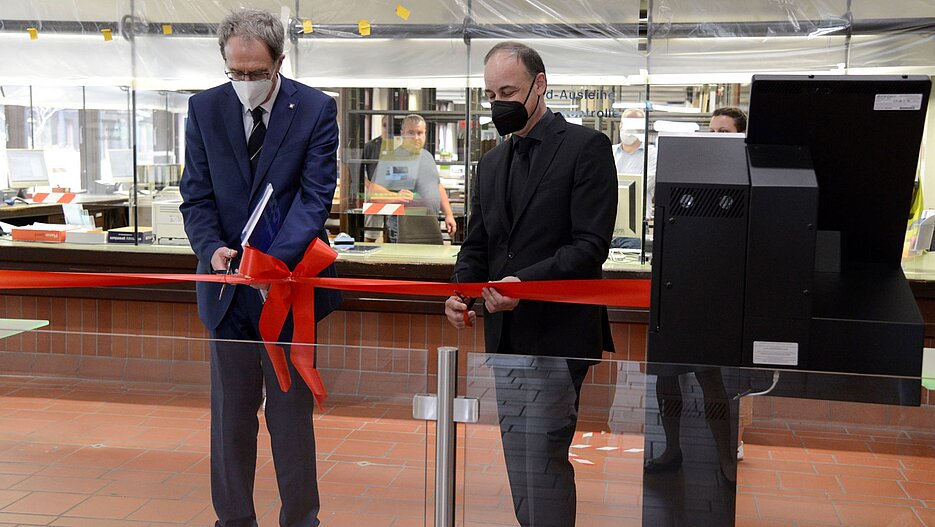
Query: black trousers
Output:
[[491, 356, 589, 527], [210, 285, 319, 527]]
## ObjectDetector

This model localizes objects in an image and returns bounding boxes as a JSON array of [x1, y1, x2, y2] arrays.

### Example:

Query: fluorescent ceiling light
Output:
[[612, 102, 648, 109], [653, 120, 700, 133], [650, 103, 701, 113]]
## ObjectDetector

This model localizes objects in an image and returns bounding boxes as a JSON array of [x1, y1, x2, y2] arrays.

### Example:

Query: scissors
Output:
[[217, 248, 234, 300], [460, 295, 476, 328], [453, 272, 476, 328]]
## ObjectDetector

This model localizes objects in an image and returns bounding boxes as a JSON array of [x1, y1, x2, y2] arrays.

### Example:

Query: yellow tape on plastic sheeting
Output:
[[396, 4, 411, 20], [358, 19, 371, 36]]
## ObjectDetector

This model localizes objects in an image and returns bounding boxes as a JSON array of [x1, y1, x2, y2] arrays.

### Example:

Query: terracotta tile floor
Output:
[[1, 375, 934, 526]]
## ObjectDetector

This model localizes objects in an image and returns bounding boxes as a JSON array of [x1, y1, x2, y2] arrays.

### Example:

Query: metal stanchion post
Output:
[[435, 346, 457, 527]]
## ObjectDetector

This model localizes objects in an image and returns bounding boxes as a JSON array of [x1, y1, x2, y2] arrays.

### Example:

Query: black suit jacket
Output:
[[454, 112, 617, 359]]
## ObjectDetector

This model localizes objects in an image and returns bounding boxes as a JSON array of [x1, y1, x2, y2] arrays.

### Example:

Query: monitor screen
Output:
[[6, 149, 50, 189], [746, 75, 931, 266], [107, 148, 135, 183], [615, 173, 644, 238]]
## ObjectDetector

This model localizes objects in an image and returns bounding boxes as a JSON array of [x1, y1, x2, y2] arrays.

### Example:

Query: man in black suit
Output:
[[446, 42, 616, 527]]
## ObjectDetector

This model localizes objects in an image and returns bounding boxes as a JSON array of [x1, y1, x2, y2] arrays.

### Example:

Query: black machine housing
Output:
[[648, 75, 931, 405]]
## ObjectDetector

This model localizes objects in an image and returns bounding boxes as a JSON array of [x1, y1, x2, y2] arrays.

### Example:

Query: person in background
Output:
[[709, 106, 747, 134], [179, 9, 341, 526], [613, 108, 658, 205], [446, 41, 616, 527], [610, 109, 657, 249], [366, 114, 456, 242]]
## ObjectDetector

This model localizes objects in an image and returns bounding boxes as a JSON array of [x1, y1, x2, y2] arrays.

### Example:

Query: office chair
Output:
[[396, 214, 444, 245]]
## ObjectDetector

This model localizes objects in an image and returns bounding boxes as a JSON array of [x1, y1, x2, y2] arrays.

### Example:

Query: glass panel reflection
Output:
[[463, 352, 935, 526]]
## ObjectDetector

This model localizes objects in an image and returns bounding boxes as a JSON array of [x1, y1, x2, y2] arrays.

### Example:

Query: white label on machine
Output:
[[874, 94, 923, 111], [753, 341, 799, 366]]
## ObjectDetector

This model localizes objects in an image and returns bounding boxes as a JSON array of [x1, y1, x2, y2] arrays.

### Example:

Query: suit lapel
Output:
[[250, 78, 299, 200], [221, 87, 252, 187], [510, 114, 566, 234]]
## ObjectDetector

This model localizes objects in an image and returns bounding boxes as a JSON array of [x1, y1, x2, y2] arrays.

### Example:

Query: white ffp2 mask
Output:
[[231, 79, 272, 111]]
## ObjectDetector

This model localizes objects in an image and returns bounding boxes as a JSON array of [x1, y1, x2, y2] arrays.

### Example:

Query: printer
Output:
[[151, 187, 188, 246]]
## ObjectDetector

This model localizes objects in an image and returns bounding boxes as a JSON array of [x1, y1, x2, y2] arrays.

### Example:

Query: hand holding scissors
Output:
[[212, 247, 238, 300]]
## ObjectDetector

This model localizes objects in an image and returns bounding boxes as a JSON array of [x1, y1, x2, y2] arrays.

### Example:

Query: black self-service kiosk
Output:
[[649, 75, 931, 405], [642, 76, 930, 527]]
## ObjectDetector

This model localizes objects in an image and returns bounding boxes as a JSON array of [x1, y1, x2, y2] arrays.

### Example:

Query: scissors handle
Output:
[[458, 294, 476, 328]]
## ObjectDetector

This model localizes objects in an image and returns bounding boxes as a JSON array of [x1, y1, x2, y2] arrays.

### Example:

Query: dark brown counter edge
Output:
[[5, 244, 934, 330]]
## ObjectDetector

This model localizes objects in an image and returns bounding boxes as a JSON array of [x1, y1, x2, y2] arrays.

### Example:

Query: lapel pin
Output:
[[289, 103, 295, 109]]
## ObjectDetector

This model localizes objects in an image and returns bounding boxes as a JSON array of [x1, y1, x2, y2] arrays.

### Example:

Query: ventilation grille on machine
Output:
[[668, 187, 746, 218]]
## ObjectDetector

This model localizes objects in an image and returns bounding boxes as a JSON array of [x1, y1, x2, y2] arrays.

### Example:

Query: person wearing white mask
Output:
[[179, 8, 340, 527], [613, 108, 658, 208]]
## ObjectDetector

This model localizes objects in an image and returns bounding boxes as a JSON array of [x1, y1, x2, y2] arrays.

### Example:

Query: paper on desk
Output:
[[62, 204, 95, 228]]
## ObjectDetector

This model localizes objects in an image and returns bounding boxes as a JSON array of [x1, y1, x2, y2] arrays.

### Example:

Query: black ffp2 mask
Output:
[[490, 79, 539, 136]]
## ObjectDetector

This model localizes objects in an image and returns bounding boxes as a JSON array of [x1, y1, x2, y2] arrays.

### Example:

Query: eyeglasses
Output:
[[225, 69, 272, 82]]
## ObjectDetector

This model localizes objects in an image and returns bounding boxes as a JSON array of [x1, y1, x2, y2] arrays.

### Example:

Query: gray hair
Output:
[[218, 9, 284, 62]]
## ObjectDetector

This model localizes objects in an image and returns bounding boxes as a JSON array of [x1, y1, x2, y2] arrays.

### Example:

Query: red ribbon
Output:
[[0, 239, 651, 408], [238, 241, 338, 407]]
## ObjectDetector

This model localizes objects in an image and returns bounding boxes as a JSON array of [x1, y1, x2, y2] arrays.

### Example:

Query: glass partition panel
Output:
[[26, 86, 83, 193], [0, 84, 132, 230], [463, 352, 935, 526], [0, 324, 431, 526]]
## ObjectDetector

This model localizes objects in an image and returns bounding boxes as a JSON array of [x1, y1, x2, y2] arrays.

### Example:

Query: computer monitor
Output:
[[6, 149, 50, 189], [615, 173, 644, 237], [107, 149, 136, 184], [746, 74, 931, 266]]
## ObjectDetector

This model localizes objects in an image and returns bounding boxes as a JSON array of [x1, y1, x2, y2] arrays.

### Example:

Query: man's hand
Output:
[[444, 213, 457, 235], [397, 189, 414, 202], [445, 295, 476, 329], [482, 276, 520, 313], [211, 247, 238, 272]]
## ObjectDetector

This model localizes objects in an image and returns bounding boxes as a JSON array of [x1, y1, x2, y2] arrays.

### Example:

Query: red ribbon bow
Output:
[[239, 241, 338, 408]]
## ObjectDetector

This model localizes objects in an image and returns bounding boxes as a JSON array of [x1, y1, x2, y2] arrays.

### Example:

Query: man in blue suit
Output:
[[180, 9, 340, 527]]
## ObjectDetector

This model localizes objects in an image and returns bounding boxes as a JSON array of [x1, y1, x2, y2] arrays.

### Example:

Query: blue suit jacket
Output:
[[180, 77, 341, 331]]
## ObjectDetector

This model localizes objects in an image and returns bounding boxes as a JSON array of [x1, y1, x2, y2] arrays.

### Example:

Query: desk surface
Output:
[[901, 252, 935, 281]]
